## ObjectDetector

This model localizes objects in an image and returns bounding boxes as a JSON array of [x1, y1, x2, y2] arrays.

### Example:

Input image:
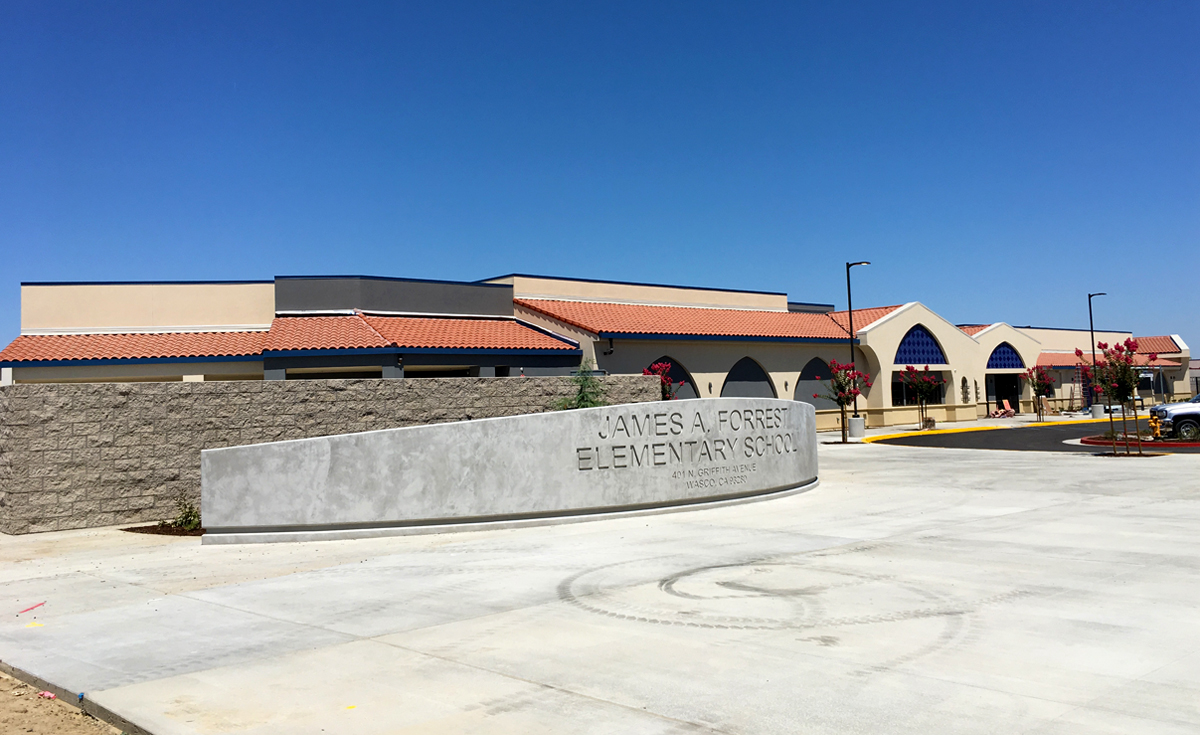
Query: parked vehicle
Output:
[[1150, 395, 1200, 440]]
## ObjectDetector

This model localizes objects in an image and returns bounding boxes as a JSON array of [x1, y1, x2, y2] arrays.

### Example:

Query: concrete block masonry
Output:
[[0, 376, 658, 534], [201, 398, 818, 543]]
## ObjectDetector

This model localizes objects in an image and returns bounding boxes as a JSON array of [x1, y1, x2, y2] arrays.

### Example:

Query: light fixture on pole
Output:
[[1088, 292, 1106, 409], [846, 261, 870, 418]]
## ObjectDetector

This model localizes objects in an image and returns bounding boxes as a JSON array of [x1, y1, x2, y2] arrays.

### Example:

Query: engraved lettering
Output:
[[652, 443, 667, 466], [669, 412, 683, 435], [577, 447, 594, 470], [612, 445, 628, 468], [630, 444, 649, 467], [632, 413, 652, 436], [614, 415, 629, 438], [654, 413, 668, 436]]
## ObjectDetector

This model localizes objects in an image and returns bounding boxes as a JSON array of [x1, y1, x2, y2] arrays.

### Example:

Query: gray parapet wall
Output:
[[201, 398, 817, 543]]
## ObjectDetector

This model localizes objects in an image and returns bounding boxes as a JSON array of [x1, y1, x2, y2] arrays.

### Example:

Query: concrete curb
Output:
[[0, 659, 156, 735], [863, 416, 1119, 444]]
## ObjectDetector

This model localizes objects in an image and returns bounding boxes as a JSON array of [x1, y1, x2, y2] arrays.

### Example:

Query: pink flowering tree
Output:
[[814, 359, 872, 443], [898, 365, 944, 429], [643, 361, 686, 401], [1077, 339, 1156, 455], [1023, 365, 1056, 421]]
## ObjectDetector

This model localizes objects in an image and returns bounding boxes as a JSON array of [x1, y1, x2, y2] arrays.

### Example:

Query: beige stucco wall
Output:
[[21, 282, 276, 334], [494, 275, 788, 311], [12, 361, 265, 383], [1015, 326, 1131, 354]]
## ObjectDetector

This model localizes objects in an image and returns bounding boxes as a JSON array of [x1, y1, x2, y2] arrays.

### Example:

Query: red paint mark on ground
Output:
[[18, 602, 45, 614]]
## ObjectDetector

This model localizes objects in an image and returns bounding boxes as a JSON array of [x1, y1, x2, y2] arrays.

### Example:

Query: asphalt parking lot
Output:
[[3, 442, 1199, 734], [873, 419, 1200, 453]]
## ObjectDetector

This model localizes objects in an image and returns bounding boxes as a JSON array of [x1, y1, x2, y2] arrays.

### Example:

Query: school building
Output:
[[0, 274, 1191, 430]]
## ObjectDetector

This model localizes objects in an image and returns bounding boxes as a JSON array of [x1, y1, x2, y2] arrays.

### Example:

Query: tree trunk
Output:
[[1132, 403, 1143, 456], [840, 405, 848, 443], [1119, 403, 1131, 455], [1107, 402, 1117, 456]]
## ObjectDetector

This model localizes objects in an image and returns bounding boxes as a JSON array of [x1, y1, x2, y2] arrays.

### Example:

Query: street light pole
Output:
[[1088, 292, 1106, 407], [846, 261, 870, 417]]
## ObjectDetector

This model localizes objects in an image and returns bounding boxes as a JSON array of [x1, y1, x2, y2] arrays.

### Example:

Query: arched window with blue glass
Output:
[[891, 325, 948, 407], [893, 325, 948, 366], [986, 342, 1024, 370]]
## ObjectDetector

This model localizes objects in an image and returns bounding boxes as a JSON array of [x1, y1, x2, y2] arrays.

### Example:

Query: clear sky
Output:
[[2, 1, 1197, 346]]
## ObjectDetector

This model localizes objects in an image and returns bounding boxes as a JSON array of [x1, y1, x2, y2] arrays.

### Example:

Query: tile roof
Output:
[[827, 306, 905, 336], [1036, 352, 1180, 368], [0, 314, 577, 364], [958, 324, 992, 336], [1132, 335, 1179, 354], [363, 315, 574, 350], [264, 316, 390, 351], [0, 331, 266, 363], [515, 299, 902, 340]]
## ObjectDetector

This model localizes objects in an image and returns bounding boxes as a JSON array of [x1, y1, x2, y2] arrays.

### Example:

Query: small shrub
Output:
[[555, 359, 607, 410], [160, 492, 201, 531]]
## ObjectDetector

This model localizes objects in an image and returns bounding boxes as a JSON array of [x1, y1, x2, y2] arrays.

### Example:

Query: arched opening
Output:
[[987, 342, 1024, 369], [794, 357, 836, 409], [894, 325, 948, 366], [720, 357, 776, 398], [645, 356, 699, 400]]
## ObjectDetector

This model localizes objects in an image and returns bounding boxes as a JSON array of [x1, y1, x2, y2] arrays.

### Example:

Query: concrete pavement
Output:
[[2, 442, 1199, 733]]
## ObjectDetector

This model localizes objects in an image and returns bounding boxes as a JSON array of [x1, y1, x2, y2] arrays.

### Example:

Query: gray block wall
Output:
[[0, 376, 658, 535]]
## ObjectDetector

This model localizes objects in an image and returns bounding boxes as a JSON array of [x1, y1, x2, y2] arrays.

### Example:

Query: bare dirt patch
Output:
[[0, 670, 121, 735]]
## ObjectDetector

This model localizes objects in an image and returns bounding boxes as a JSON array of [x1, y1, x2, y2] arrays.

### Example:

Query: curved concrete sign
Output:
[[201, 398, 817, 543]]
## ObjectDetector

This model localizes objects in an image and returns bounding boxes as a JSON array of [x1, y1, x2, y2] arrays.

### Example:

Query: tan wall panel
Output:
[[21, 283, 276, 332], [1016, 327, 1131, 353], [494, 275, 788, 311], [13, 361, 265, 383]]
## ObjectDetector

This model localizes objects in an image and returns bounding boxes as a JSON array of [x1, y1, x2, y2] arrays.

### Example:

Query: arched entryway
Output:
[[793, 357, 836, 410], [720, 357, 776, 398], [985, 342, 1025, 413], [645, 356, 699, 400]]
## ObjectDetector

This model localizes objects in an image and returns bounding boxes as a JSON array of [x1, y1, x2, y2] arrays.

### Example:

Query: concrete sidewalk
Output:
[[2, 444, 1199, 734]]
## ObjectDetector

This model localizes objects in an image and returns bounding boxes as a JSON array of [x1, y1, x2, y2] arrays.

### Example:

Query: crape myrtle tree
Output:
[[1023, 365, 1056, 421], [898, 365, 944, 429], [813, 359, 872, 444], [643, 361, 686, 401], [1077, 340, 1156, 456]]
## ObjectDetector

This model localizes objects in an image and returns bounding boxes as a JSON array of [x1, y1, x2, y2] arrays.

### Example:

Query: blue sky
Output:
[[2, 1, 1197, 346]]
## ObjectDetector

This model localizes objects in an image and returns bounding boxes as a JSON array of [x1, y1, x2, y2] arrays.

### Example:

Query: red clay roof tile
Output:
[[958, 324, 992, 336], [515, 299, 901, 340], [827, 306, 905, 336], [363, 315, 573, 350], [1132, 335, 1179, 354], [0, 314, 576, 364], [1036, 352, 1179, 368], [0, 331, 266, 363], [264, 316, 390, 351]]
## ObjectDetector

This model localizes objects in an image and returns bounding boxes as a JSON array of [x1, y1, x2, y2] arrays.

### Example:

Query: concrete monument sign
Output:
[[201, 397, 817, 543]]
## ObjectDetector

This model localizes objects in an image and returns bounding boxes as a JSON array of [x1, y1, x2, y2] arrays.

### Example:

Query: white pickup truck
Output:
[[1150, 395, 1200, 440]]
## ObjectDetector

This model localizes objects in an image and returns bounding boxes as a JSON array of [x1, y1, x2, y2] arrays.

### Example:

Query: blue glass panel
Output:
[[894, 325, 948, 365], [987, 343, 1025, 369]]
